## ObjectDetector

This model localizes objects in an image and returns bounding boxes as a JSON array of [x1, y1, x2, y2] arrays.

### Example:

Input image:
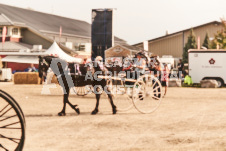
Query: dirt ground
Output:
[[1, 82, 226, 151]]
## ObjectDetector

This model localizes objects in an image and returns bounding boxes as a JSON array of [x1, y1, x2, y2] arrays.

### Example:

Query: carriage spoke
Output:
[[0, 134, 20, 144], [152, 95, 160, 100], [153, 86, 160, 91], [0, 104, 10, 114], [0, 121, 21, 129], [0, 106, 13, 117], [0, 115, 17, 122], [0, 144, 8, 151], [152, 81, 157, 87]]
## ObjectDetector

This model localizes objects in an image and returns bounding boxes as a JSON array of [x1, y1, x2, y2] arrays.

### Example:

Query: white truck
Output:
[[188, 49, 226, 87]]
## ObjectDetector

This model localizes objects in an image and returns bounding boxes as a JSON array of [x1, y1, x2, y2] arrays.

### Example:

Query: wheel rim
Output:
[[216, 80, 222, 87], [132, 75, 162, 114], [0, 91, 25, 151], [107, 79, 133, 111], [74, 85, 93, 96]]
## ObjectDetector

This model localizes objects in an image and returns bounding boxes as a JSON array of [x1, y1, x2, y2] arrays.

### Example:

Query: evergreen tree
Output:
[[183, 29, 197, 63], [210, 18, 226, 49], [202, 33, 210, 49]]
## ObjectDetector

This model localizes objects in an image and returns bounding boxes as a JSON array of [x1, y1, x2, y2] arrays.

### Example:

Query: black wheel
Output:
[[216, 78, 224, 88], [0, 90, 25, 124], [0, 90, 25, 151]]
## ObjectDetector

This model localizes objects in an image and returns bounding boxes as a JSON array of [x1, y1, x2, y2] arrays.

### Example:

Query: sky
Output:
[[0, 0, 226, 45]]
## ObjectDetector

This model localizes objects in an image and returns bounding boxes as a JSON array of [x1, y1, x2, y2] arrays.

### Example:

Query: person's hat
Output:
[[135, 52, 145, 57], [95, 56, 103, 62]]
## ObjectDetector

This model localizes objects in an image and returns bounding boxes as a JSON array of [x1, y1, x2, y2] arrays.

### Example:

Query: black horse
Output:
[[38, 56, 117, 116]]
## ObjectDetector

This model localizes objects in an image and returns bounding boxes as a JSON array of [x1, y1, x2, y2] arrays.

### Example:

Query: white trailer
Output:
[[188, 49, 226, 87]]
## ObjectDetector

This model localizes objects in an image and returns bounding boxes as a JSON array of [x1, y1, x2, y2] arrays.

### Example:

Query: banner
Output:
[[2, 26, 7, 44]]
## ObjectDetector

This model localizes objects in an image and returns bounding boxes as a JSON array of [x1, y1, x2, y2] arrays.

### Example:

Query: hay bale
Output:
[[168, 79, 181, 87], [200, 80, 218, 88], [14, 72, 41, 84], [27, 72, 41, 84], [14, 72, 27, 84]]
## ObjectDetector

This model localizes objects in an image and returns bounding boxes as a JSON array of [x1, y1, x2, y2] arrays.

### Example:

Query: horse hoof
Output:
[[113, 107, 117, 114], [91, 109, 98, 115], [58, 112, 66, 116], [75, 108, 80, 115], [72, 105, 80, 115]]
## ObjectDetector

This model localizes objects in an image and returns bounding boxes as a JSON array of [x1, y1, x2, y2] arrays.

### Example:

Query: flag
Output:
[[59, 26, 62, 45], [2, 26, 7, 44], [197, 36, 200, 49], [143, 41, 148, 51], [59, 26, 62, 38]]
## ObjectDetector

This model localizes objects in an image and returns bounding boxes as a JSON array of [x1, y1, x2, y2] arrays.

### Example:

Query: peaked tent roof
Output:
[[45, 42, 82, 63]]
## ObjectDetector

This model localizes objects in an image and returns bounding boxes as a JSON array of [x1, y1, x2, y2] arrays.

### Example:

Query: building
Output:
[[133, 21, 223, 59], [0, 4, 127, 71]]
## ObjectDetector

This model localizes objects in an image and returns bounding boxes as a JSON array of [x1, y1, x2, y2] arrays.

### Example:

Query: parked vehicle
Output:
[[189, 49, 226, 87]]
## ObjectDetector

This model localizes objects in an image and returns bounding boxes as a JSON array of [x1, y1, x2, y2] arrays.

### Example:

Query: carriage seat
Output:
[[68, 63, 89, 76]]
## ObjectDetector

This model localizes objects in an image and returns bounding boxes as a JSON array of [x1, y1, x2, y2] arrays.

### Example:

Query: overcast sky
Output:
[[1, 0, 226, 44]]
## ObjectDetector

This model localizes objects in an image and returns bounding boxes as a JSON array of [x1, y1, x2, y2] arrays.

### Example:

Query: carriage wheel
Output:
[[0, 90, 25, 125], [0, 90, 25, 151], [132, 74, 162, 114], [74, 85, 93, 96], [107, 79, 133, 112]]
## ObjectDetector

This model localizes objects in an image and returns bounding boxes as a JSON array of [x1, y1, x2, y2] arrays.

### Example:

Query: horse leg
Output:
[[58, 93, 68, 116], [67, 99, 80, 115], [91, 93, 100, 115], [105, 88, 117, 114]]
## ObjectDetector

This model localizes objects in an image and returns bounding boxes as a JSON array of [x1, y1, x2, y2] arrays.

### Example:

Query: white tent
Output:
[[45, 42, 82, 63]]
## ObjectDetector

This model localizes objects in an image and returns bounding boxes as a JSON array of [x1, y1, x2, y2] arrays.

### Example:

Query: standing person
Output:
[[133, 52, 146, 79], [161, 64, 170, 97], [28, 63, 37, 72], [177, 59, 184, 79]]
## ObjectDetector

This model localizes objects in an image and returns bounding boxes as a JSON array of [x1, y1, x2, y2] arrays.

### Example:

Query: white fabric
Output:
[[45, 42, 82, 63], [0, 68, 12, 80], [1, 55, 39, 64]]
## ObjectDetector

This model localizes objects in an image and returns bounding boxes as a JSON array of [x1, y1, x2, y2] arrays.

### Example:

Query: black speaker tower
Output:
[[91, 9, 113, 61]]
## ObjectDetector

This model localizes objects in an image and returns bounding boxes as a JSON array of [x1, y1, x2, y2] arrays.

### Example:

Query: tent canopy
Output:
[[45, 42, 82, 63], [2, 55, 39, 64]]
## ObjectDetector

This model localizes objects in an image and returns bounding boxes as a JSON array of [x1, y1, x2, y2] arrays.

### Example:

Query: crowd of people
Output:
[[39, 53, 185, 97]]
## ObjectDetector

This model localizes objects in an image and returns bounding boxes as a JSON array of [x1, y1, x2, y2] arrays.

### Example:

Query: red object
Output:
[[209, 58, 215, 65], [7, 62, 39, 72], [2, 26, 7, 44], [161, 68, 170, 82]]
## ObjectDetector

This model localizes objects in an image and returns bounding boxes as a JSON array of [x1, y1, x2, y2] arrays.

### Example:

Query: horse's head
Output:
[[38, 56, 52, 78]]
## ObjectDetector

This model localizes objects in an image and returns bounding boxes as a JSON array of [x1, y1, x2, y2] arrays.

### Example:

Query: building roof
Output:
[[0, 41, 34, 52], [133, 21, 222, 46], [0, 3, 126, 42], [120, 43, 140, 51]]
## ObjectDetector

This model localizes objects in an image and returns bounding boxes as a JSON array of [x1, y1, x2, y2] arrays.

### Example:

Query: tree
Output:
[[210, 18, 226, 49], [183, 29, 197, 63], [202, 32, 210, 49]]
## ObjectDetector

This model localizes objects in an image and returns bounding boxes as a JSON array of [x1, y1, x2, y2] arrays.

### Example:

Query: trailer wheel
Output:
[[216, 78, 224, 88]]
